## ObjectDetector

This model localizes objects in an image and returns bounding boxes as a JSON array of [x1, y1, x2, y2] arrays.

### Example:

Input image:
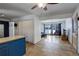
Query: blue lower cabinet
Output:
[[0, 38, 26, 56], [0, 44, 9, 56], [8, 38, 26, 56], [9, 46, 25, 56]]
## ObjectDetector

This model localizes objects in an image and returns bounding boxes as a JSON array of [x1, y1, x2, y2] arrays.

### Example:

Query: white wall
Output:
[[65, 18, 72, 44], [9, 22, 15, 36], [61, 21, 65, 35], [72, 6, 79, 53], [72, 6, 79, 52], [34, 17, 41, 44], [76, 7, 79, 54], [16, 20, 34, 43], [14, 15, 41, 44]]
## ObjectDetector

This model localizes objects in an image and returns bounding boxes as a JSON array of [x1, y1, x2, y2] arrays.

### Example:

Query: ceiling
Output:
[[0, 3, 79, 19]]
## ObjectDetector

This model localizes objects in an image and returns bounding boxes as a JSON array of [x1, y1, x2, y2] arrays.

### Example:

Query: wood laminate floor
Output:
[[26, 35, 78, 56]]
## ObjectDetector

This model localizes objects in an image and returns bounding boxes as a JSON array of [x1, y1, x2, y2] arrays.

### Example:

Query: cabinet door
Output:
[[8, 38, 26, 56], [0, 44, 9, 56]]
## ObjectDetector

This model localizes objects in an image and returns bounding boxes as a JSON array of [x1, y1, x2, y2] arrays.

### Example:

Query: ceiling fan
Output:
[[31, 3, 58, 11]]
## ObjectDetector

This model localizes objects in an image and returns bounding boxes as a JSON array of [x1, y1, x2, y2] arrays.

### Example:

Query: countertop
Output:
[[0, 35, 25, 44]]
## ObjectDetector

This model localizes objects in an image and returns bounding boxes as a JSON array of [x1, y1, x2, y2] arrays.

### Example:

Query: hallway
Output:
[[26, 35, 78, 56]]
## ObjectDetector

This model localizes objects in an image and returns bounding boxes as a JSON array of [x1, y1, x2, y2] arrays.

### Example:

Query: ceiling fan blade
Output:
[[31, 5, 37, 9], [44, 6, 47, 11], [48, 3, 58, 4]]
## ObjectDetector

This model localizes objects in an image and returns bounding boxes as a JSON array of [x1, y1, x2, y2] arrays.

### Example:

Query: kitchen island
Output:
[[0, 36, 26, 56]]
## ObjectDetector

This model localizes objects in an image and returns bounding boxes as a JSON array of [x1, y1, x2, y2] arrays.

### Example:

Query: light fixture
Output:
[[38, 3, 46, 8]]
